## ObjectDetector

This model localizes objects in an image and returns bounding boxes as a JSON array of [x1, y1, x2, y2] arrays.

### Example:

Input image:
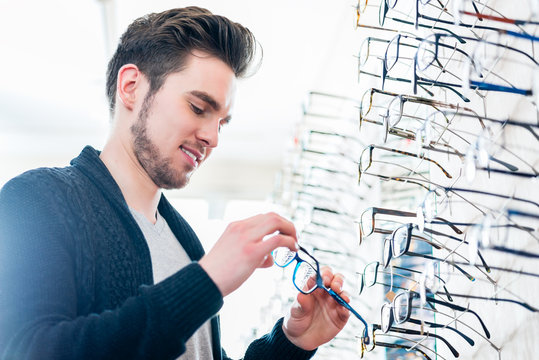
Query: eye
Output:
[[190, 103, 204, 115], [218, 119, 230, 132]]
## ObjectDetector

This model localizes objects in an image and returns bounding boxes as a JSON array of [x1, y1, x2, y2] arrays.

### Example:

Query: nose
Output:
[[196, 118, 220, 148]]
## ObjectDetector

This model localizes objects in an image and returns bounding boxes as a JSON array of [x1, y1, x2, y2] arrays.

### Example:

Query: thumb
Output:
[[293, 291, 315, 317]]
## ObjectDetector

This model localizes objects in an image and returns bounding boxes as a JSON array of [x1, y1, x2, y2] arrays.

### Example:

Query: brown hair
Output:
[[106, 6, 259, 113]]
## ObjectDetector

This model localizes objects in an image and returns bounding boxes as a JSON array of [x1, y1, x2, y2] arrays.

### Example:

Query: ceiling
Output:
[[0, 0, 362, 199]]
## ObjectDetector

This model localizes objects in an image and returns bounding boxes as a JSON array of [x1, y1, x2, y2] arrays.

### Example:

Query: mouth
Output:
[[179, 145, 203, 168]]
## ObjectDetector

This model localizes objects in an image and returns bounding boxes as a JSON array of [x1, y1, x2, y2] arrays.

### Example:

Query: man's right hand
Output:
[[199, 212, 298, 297]]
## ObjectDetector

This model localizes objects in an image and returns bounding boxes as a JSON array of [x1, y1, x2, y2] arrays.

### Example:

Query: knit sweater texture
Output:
[[0, 146, 316, 360]]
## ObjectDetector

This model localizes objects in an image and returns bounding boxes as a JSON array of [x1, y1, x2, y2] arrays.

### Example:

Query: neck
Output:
[[100, 136, 161, 224]]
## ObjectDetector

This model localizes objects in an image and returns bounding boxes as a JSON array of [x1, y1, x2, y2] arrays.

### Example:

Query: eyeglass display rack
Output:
[[267, 1, 539, 359]]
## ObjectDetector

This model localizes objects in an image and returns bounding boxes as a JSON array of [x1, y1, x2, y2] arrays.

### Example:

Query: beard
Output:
[[130, 94, 192, 189]]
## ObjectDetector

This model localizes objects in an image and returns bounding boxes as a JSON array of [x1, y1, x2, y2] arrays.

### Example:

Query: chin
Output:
[[159, 172, 192, 190]]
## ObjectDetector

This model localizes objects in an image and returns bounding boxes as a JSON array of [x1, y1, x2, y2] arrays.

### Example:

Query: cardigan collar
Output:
[[70, 145, 205, 261]]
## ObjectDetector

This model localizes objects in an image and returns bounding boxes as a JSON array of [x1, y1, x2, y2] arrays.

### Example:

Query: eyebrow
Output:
[[189, 90, 232, 123], [189, 90, 220, 110]]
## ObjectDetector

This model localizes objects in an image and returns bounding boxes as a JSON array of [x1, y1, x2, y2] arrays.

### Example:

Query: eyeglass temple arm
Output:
[[439, 111, 539, 136], [407, 317, 474, 347], [445, 292, 538, 312], [390, 260, 454, 301], [406, 251, 475, 281], [326, 288, 368, 331], [477, 167, 538, 178], [490, 245, 539, 259], [420, 227, 490, 272], [371, 206, 462, 234], [371, 206, 463, 234], [450, 187, 539, 209], [461, 10, 539, 26], [418, 74, 532, 96], [374, 145, 453, 178], [374, 340, 433, 360], [392, 264, 448, 288], [374, 174, 432, 191], [422, 144, 519, 172], [391, 321, 462, 356], [426, 297, 491, 339], [388, 16, 465, 43], [371, 323, 435, 358]]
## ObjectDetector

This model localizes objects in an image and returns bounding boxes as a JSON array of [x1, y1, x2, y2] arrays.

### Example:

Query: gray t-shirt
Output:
[[130, 208, 213, 360]]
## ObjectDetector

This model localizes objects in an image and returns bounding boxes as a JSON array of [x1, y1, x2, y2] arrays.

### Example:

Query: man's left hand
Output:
[[282, 266, 351, 351]]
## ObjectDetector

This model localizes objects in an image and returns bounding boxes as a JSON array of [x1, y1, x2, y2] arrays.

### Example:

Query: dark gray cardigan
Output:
[[0, 146, 315, 360]]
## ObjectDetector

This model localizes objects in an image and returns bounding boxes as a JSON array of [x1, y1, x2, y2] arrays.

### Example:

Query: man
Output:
[[0, 7, 351, 359]]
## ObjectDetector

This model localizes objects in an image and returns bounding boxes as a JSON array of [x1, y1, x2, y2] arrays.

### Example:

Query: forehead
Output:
[[163, 51, 237, 111]]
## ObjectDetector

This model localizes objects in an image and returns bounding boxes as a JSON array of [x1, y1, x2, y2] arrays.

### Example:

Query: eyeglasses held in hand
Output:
[[273, 246, 369, 335]]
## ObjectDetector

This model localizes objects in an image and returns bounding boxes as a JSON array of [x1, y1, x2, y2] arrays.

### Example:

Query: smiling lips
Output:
[[180, 145, 204, 168]]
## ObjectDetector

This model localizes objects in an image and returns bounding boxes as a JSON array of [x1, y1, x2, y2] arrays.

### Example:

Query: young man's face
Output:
[[131, 51, 236, 189]]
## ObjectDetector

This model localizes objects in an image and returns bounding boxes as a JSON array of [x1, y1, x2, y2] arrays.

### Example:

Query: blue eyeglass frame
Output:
[[274, 245, 369, 335]]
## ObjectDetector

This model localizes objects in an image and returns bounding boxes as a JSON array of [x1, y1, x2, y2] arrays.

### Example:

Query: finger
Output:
[[336, 290, 352, 322], [243, 212, 298, 241], [295, 291, 315, 315], [330, 273, 345, 295], [338, 289, 351, 304], [255, 233, 298, 259], [319, 266, 335, 288], [258, 254, 274, 268]]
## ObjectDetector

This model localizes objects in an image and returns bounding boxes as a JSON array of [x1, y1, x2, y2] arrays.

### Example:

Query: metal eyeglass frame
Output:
[[380, 302, 470, 355], [359, 68, 471, 102], [359, 327, 435, 360], [384, 0, 539, 37], [389, 222, 493, 275], [412, 33, 536, 96], [359, 276, 488, 339], [388, 289, 491, 338], [383, 33, 480, 90], [430, 110, 539, 142], [358, 206, 463, 239], [357, 260, 453, 302], [358, 144, 454, 183], [383, 234, 476, 281], [358, 87, 477, 128]]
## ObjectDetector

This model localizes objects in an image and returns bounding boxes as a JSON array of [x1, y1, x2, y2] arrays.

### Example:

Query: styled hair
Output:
[[105, 6, 259, 113]]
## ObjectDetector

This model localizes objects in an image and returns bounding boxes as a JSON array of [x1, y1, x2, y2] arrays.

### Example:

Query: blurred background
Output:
[[2, 1, 538, 359]]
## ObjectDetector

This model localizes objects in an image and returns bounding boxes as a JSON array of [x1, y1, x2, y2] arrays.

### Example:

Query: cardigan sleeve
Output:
[[240, 318, 317, 360], [0, 173, 224, 360], [220, 318, 317, 360]]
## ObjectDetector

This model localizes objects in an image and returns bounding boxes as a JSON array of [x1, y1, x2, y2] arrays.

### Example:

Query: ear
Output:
[[116, 64, 143, 111]]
